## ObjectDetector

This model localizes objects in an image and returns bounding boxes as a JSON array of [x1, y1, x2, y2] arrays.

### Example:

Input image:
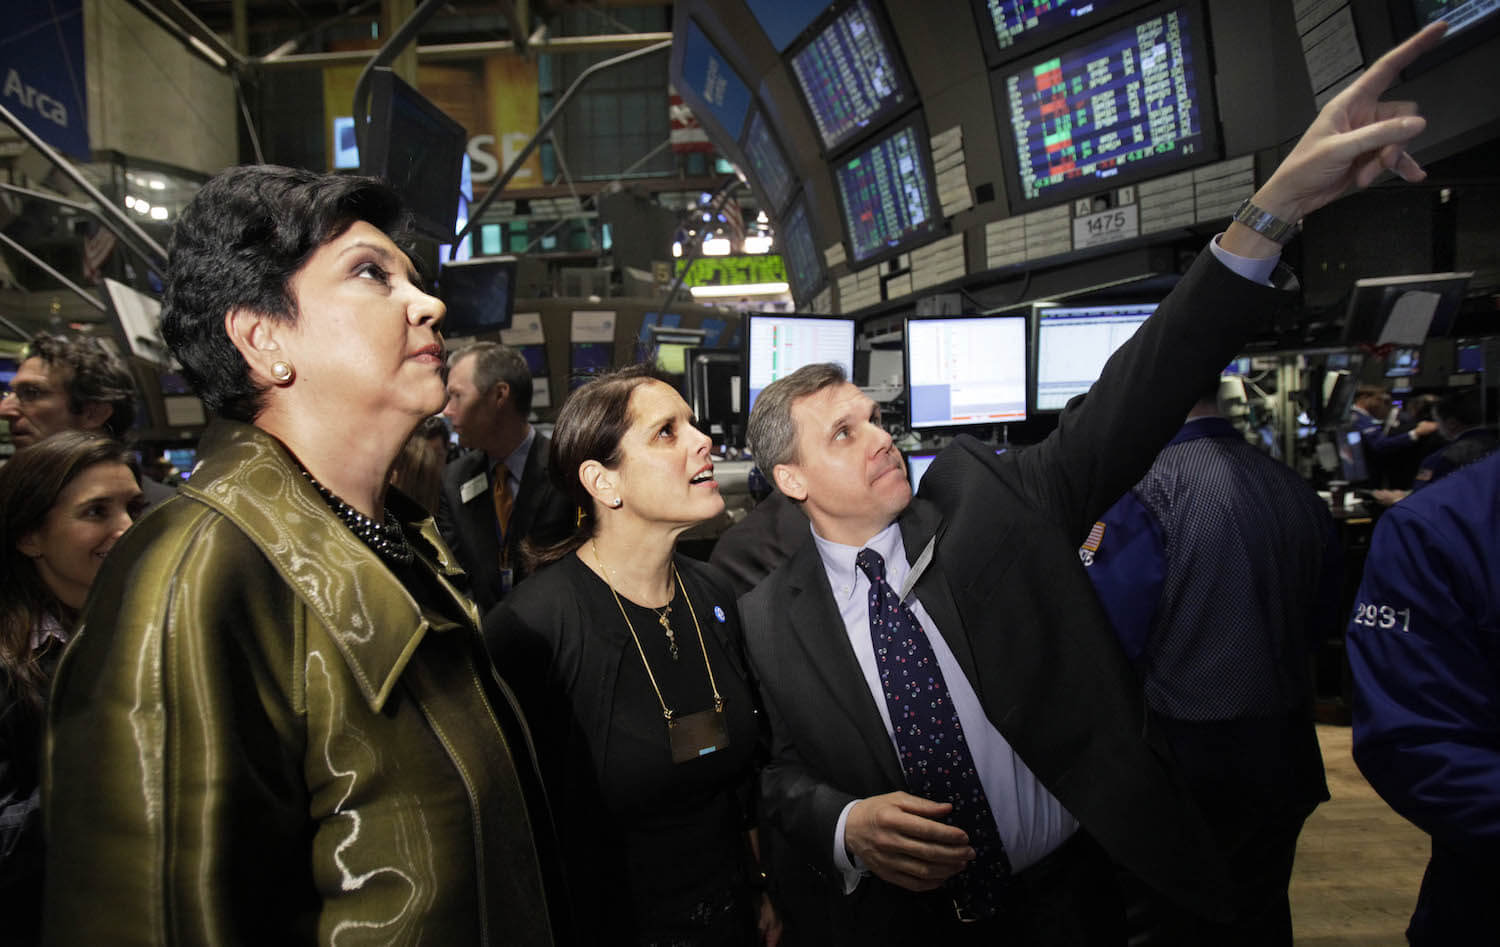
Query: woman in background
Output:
[[0, 431, 143, 946], [389, 415, 452, 516], [485, 364, 779, 946]]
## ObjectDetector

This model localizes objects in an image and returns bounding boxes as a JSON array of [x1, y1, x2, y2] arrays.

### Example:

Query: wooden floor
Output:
[[1289, 724, 1430, 945]]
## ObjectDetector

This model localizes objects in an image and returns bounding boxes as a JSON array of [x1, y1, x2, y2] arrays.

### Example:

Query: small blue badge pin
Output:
[[714, 605, 727, 623]]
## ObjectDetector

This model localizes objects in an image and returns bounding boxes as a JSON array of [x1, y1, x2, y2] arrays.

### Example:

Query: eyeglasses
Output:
[[0, 383, 53, 405]]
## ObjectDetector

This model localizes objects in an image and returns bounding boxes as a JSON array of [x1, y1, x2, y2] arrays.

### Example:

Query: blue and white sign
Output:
[[678, 21, 751, 139], [1, 0, 90, 159]]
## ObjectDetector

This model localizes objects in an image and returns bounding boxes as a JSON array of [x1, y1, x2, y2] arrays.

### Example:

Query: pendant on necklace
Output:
[[658, 606, 679, 661]]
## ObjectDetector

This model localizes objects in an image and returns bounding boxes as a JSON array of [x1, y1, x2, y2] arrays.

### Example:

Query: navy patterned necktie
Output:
[[856, 547, 1012, 920]]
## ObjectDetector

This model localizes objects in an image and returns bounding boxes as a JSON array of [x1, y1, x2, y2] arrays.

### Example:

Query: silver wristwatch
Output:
[[1232, 198, 1300, 244]]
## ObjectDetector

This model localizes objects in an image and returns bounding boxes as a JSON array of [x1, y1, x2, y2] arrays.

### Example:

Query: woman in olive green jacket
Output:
[[42, 167, 568, 945]]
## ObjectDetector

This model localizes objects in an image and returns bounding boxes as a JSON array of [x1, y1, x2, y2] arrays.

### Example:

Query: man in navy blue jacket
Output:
[[1084, 381, 1341, 945], [1348, 448, 1500, 946]]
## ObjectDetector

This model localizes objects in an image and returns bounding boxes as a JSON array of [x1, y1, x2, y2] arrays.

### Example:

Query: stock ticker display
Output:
[[790, 0, 912, 151], [1001, 5, 1212, 206], [835, 122, 937, 264], [743, 110, 795, 211], [778, 200, 823, 299], [982, 0, 1135, 53]]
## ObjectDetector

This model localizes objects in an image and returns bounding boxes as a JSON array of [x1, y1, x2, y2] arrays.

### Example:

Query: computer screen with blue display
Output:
[[789, 0, 913, 152], [906, 316, 1028, 428], [1033, 302, 1154, 411], [743, 108, 795, 212], [996, 0, 1218, 212], [973, 0, 1147, 65], [679, 19, 753, 137], [778, 199, 824, 302], [746, 315, 855, 413], [834, 117, 940, 265], [906, 450, 939, 491], [746, 0, 833, 51]]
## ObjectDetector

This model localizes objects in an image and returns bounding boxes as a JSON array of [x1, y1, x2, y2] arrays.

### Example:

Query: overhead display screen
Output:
[[1033, 302, 1155, 410], [679, 19, 752, 138], [789, 0, 914, 152], [777, 199, 824, 302], [834, 117, 941, 266], [906, 316, 1029, 428], [974, 0, 1149, 65], [746, 0, 834, 51], [742, 108, 795, 212], [746, 315, 856, 411], [996, 1, 1219, 211]]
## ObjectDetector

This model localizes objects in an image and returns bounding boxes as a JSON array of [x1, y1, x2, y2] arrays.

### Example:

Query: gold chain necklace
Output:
[[592, 540, 723, 722]]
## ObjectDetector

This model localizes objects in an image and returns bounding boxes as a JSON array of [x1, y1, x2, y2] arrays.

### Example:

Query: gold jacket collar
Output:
[[182, 420, 478, 712]]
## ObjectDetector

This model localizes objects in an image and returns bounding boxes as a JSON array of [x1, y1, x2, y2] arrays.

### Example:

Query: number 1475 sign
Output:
[[1072, 202, 1139, 250]]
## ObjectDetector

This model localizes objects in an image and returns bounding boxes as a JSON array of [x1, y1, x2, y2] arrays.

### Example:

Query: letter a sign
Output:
[[1, 0, 90, 159]]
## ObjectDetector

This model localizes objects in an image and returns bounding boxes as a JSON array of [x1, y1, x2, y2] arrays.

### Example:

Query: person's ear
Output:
[[579, 459, 622, 510], [77, 400, 114, 432], [225, 308, 290, 386], [17, 531, 42, 560], [493, 381, 511, 410], [773, 463, 807, 502]]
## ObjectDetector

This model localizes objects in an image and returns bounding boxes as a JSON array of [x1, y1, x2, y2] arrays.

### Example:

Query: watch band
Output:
[[1232, 198, 1300, 244]]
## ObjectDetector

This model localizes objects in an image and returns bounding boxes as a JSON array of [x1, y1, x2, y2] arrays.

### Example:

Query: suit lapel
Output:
[[783, 539, 904, 785], [899, 498, 982, 700]]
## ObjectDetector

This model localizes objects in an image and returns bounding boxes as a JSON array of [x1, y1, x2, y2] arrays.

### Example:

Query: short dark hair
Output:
[[450, 341, 533, 416], [25, 333, 136, 437], [160, 165, 413, 422], [746, 362, 848, 484], [1436, 387, 1484, 429], [525, 363, 661, 569]]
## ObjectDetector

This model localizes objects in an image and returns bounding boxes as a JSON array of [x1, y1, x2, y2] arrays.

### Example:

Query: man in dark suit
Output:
[[437, 341, 572, 613], [737, 24, 1443, 946]]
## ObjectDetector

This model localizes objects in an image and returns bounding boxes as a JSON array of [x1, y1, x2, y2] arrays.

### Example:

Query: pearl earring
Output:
[[611, 497, 623, 508], [270, 360, 295, 384]]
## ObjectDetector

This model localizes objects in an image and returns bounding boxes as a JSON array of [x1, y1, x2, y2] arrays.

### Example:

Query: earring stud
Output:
[[270, 360, 295, 384], [611, 497, 623, 508]]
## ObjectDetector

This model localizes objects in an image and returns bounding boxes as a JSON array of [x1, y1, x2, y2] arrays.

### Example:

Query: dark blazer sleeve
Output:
[[1003, 248, 1295, 541], [739, 574, 859, 880]]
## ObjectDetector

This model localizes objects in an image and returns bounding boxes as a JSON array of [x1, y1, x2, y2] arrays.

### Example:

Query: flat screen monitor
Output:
[[1320, 369, 1357, 429], [159, 371, 193, 395], [1342, 272, 1473, 345], [687, 348, 744, 447], [678, 19, 753, 138], [1032, 301, 1155, 411], [971, 0, 1154, 67], [517, 343, 547, 376], [788, 0, 916, 153], [1457, 339, 1484, 373], [1223, 356, 1251, 376], [745, 314, 856, 413], [1337, 425, 1370, 483], [0, 355, 17, 387], [742, 107, 796, 212], [746, 0, 834, 51], [1392, 0, 1500, 77], [1386, 347, 1421, 378], [438, 257, 516, 338], [906, 450, 938, 491], [777, 199, 825, 303], [571, 342, 613, 388], [994, 0, 1220, 213], [906, 315, 1028, 429], [361, 68, 468, 242], [165, 447, 197, 480], [833, 114, 943, 267]]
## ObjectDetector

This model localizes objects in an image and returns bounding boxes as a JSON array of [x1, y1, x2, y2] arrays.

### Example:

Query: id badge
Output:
[[669, 708, 729, 763], [499, 566, 514, 596]]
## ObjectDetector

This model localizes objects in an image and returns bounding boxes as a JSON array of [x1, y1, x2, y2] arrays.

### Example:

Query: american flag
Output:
[[669, 86, 713, 154], [82, 225, 117, 284]]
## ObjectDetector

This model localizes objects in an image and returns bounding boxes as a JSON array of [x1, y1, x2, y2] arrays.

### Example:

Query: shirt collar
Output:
[[812, 520, 904, 603], [30, 611, 68, 654], [1168, 415, 1238, 447], [491, 425, 535, 485]]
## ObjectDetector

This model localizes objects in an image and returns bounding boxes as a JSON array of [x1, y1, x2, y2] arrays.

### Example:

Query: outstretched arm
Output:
[[1222, 21, 1448, 258]]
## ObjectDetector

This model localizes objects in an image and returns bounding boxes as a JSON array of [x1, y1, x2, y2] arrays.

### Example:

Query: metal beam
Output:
[[255, 32, 672, 68], [0, 232, 108, 314], [0, 104, 169, 270], [454, 40, 672, 247]]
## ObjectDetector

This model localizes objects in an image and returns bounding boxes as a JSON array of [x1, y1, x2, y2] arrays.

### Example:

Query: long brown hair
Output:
[[388, 416, 449, 516], [0, 432, 135, 712], [524, 363, 662, 570]]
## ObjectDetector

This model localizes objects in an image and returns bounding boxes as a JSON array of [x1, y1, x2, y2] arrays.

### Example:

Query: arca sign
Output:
[[4, 68, 68, 129]]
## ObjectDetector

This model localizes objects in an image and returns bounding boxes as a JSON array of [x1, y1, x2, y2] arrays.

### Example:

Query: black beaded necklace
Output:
[[299, 467, 415, 566]]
